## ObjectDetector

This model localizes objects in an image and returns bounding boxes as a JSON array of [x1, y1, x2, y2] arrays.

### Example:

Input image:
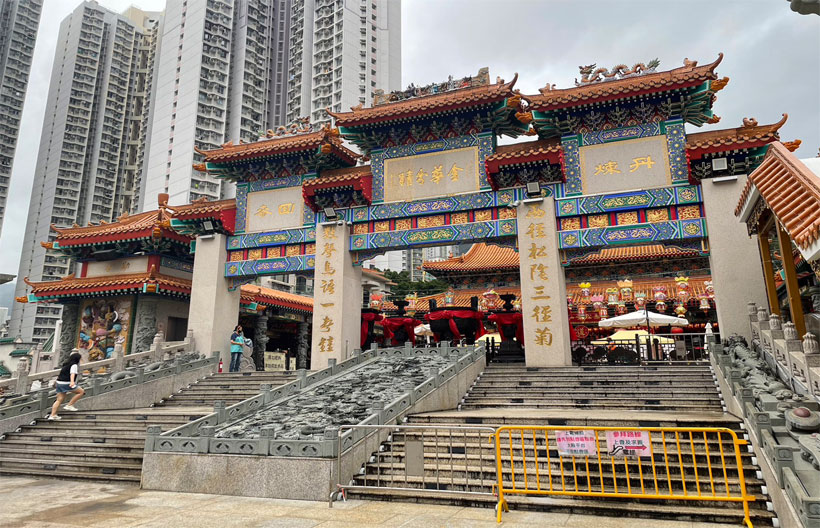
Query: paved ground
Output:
[[0, 476, 736, 528]]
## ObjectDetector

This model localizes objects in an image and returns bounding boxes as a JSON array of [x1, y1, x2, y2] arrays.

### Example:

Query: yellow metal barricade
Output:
[[494, 426, 755, 527]]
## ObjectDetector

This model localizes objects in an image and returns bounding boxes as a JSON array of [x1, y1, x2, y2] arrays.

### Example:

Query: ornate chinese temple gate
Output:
[[192, 58, 794, 369]]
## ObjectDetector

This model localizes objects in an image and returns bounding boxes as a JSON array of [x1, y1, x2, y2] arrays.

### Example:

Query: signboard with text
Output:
[[383, 146, 480, 202], [264, 351, 287, 371], [246, 186, 305, 232], [555, 430, 599, 457], [579, 135, 671, 195], [605, 430, 652, 457]]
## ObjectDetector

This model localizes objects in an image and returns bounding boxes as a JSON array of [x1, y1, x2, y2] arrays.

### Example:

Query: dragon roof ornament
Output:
[[372, 67, 491, 106], [575, 59, 661, 86]]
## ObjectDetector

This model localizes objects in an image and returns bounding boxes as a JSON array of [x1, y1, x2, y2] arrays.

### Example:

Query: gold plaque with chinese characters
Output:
[[383, 146, 480, 202], [245, 187, 304, 232], [579, 136, 671, 195]]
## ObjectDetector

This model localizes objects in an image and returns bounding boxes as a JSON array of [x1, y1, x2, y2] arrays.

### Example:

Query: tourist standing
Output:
[[229, 325, 244, 373], [48, 352, 85, 420]]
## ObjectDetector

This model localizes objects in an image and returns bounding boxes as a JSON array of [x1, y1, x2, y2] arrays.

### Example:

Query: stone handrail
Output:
[[146, 343, 485, 458], [0, 329, 195, 397], [0, 352, 218, 425]]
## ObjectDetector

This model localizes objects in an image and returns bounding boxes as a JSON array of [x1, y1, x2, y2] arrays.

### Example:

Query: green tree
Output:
[[382, 270, 450, 300]]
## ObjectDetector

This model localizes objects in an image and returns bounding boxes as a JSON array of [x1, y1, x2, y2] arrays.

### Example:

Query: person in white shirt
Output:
[[48, 352, 85, 420]]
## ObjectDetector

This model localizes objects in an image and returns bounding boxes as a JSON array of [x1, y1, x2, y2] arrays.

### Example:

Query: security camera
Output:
[[508, 200, 521, 208], [336, 220, 345, 226]]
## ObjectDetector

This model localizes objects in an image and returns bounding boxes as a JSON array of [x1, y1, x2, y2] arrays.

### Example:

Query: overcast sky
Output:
[[0, 0, 817, 296]]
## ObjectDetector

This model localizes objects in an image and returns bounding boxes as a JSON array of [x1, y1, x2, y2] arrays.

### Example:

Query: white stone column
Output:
[[701, 174, 768, 342], [311, 223, 362, 370], [517, 197, 571, 367], [188, 233, 240, 367]]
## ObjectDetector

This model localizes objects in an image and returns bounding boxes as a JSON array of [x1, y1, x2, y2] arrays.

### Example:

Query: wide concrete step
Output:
[[345, 487, 775, 526], [0, 446, 143, 465], [0, 456, 143, 477], [33, 417, 194, 428], [19, 424, 159, 435], [459, 402, 724, 412], [0, 466, 140, 483], [7, 432, 148, 447], [464, 392, 722, 402], [0, 439, 144, 454]]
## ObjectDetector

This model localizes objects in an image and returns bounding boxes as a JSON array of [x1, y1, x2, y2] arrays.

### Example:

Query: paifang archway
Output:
[[191, 58, 778, 370]]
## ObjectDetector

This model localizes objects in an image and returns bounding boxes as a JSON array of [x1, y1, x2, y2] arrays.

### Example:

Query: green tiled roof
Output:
[[0, 362, 10, 377], [9, 349, 30, 357], [0, 337, 14, 344]]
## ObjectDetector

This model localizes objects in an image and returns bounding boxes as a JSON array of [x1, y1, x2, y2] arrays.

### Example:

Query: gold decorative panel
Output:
[[475, 209, 492, 222], [248, 249, 263, 260], [395, 219, 412, 230], [616, 211, 639, 225], [560, 217, 581, 231], [286, 245, 301, 256], [353, 223, 369, 234], [498, 208, 517, 219], [646, 208, 670, 223], [588, 214, 609, 228], [304, 243, 315, 255], [677, 205, 701, 220], [230, 251, 244, 262], [374, 221, 390, 232], [418, 215, 445, 228], [451, 212, 469, 224]]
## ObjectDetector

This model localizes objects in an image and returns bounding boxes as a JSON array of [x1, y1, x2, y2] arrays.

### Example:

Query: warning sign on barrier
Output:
[[555, 429, 599, 457], [605, 430, 651, 457]]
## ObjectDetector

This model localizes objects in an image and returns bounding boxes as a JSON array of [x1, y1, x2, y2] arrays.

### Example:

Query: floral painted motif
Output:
[[588, 215, 609, 228], [560, 217, 582, 231], [677, 205, 701, 220]]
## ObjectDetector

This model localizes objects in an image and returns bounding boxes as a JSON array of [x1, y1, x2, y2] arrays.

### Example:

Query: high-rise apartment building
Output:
[[0, 0, 43, 234], [11, 2, 161, 343], [286, 0, 401, 126], [141, 0, 292, 209]]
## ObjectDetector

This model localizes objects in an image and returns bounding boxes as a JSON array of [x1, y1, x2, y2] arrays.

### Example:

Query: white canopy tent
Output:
[[598, 309, 689, 329]]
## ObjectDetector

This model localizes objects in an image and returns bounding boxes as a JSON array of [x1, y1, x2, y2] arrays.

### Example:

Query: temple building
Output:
[[15, 55, 804, 369], [16, 196, 313, 368]]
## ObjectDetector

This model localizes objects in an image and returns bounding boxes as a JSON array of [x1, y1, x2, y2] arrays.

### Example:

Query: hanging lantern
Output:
[[566, 294, 574, 310], [405, 292, 418, 316], [478, 297, 488, 312], [482, 289, 499, 310], [605, 287, 619, 306], [618, 279, 633, 302], [699, 294, 710, 314], [579, 282, 592, 304], [675, 276, 690, 303], [674, 302, 687, 318], [591, 294, 604, 310], [654, 285, 668, 313], [704, 280, 715, 299], [598, 305, 609, 319], [616, 301, 627, 315], [513, 296, 522, 312], [634, 293, 647, 310], [577, 304, 587, 321]]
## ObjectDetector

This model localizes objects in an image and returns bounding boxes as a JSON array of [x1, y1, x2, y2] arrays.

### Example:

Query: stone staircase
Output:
[[461, 364, 724, 413], [154, 371, 297, 407], [345, 364, 777, 526], [0, 371, 295, 483]]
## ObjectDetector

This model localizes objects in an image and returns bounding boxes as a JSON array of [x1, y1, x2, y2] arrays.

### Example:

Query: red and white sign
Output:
[[605, 430, 651, 457], [555, 430, 599, 457]]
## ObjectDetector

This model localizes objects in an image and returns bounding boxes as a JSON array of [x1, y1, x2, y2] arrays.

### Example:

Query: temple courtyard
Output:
[[0, 476, 737, 528]]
